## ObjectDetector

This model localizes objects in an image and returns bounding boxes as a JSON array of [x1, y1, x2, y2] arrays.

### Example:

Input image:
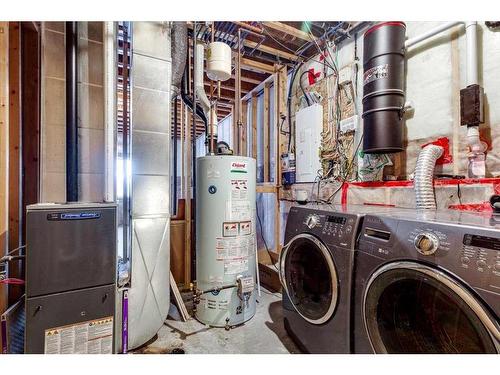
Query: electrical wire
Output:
[[0, 278, 25, 285], [255, 202, 279, 272], [299, 70, 311, 106]]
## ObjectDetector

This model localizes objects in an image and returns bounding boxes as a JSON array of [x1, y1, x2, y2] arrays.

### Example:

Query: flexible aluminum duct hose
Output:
[[414, 144, 444, 209]]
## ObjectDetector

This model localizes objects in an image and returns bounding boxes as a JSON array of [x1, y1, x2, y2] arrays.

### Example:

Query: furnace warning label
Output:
[[216, 234, 255, 260], [230, 179, 249, 201], [44, 316, 113, 354], [224, 258, 249, 275]]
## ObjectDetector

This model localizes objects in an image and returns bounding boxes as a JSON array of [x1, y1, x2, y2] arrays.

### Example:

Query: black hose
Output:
[[180, 72, 208, 128], [299, 70, 311, 106], [286, 63, 303, 152]]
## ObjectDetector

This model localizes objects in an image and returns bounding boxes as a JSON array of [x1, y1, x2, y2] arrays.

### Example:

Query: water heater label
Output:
[[239, 221, 252, 235], [216, 235, 255, 260], [363, 63, 388, 86], [226, 200, 252, 221], [223, 222, 239, 237], [44, 316, 113, 354], [230, 161, 248, 173], [224, 258, 249, 275], [230, 179, 248, 200]]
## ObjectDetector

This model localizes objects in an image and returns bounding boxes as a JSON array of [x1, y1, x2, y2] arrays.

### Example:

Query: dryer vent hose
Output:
[[414, 144, 444, 210]]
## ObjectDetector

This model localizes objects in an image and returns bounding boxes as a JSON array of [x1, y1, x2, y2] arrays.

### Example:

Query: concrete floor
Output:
[[138, 289, 301, 354]]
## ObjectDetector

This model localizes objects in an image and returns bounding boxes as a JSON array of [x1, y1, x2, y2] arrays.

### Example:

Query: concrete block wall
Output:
[[40, 22, 105, 202]]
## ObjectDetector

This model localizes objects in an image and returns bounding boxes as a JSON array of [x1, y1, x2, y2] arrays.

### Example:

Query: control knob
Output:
[[305, 214, 320, 229], [414, 232, 439, 256]]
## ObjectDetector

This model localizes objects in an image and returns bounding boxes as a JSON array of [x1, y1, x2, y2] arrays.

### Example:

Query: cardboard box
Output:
[[257, 249, 281, 293]]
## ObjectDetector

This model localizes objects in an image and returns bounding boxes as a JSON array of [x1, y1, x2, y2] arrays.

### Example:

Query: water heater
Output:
[[195, 155, 257, 328]]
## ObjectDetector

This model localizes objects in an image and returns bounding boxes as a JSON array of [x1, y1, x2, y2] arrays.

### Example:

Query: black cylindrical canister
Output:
[[362, 22, 406, 154]]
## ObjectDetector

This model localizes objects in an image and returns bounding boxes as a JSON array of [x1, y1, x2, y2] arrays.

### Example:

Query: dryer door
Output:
[[280, 233, 338, 325], [363, 261, 500, 353]]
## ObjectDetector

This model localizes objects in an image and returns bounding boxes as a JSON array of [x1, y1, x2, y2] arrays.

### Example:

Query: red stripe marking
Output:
[[364, 21, 406, 36]]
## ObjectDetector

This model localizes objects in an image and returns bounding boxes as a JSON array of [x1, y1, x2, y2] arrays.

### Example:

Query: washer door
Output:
[[363, 261, 500, 353], [280, 233, 338, 325]]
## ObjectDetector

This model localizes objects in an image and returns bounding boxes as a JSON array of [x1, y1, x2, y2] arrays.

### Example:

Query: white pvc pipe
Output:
[[465, 21, 479, 86], [404, 21, 463, 48], [194, 41, 211, 114]]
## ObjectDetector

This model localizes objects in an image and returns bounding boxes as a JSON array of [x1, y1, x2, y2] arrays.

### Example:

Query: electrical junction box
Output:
[[295, 103, 323, 183], [460, 84, 484, 126], [340, 115, 359, 133], [281, 152, 296, 185]]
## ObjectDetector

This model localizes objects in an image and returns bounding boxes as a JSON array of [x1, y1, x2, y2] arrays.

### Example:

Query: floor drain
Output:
[[171, 348, 185, 354]]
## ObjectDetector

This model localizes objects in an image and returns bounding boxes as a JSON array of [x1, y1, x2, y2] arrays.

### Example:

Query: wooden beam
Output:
[[251, 93, 257, 159], [243, 39, 298, 62], [262, 21, 313, 42], [0, 21, 9, 316], [256, 183, 277, 194], [21, 22, 40, 244], [241, 57, 275, 74], [263, 82, 270, 182], [8, 22, 22, 304]]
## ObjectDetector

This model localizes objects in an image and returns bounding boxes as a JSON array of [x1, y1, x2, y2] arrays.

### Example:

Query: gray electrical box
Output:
[[25, 203, 117, 354]]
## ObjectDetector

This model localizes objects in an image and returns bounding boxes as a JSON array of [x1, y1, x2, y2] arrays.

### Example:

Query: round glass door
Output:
[[364, 261, 500, 353], [280, 234, 338, 325]]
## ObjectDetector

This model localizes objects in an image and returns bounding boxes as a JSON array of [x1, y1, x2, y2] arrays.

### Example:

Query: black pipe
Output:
[[180, 71, 208, 128], [173, 97, 178, 215], [65, 21, 78, 202], [362, 22, 406, 154]]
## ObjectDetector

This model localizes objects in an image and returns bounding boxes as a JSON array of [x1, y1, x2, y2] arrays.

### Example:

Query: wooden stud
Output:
[[263, 82, 270, 182], [21, 22, 40, 239], [184, 109, 192, 287], [8, 22, 22, 303], [0, 21, 9, 316], [251, 93, 257, 159]]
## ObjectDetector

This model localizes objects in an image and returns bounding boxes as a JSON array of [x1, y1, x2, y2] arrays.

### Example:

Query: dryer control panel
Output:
[[284, 207, 362, 250]]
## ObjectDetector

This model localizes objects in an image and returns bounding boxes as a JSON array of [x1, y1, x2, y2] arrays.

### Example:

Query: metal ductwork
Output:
[[171, 22, 187, 100], [362, 22, 406, 154], [414, 144, 444, 210]]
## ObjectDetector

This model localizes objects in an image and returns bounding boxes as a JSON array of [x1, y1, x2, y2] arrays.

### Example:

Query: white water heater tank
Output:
[[207, 42, 232, 82], [195, 155, 257, 327]]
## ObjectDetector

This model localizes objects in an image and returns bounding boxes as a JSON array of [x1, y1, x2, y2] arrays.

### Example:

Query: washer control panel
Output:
[[461, 234, 500, 277], [285, 207, 361, 250]]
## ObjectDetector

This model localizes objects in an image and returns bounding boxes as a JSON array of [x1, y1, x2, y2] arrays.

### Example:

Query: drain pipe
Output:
[[414, 144, 444, 209], [464, 22, 486, 177], [194, 41, 218, 154], [65, 21, 78, 202]]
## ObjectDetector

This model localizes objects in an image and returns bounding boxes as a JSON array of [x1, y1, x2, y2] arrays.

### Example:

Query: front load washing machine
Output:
[[280, 204, 404, 353], [353, 210, 500, 353]]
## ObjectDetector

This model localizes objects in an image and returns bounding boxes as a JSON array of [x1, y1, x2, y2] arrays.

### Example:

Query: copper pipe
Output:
[[232, 21, 262, 34]]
